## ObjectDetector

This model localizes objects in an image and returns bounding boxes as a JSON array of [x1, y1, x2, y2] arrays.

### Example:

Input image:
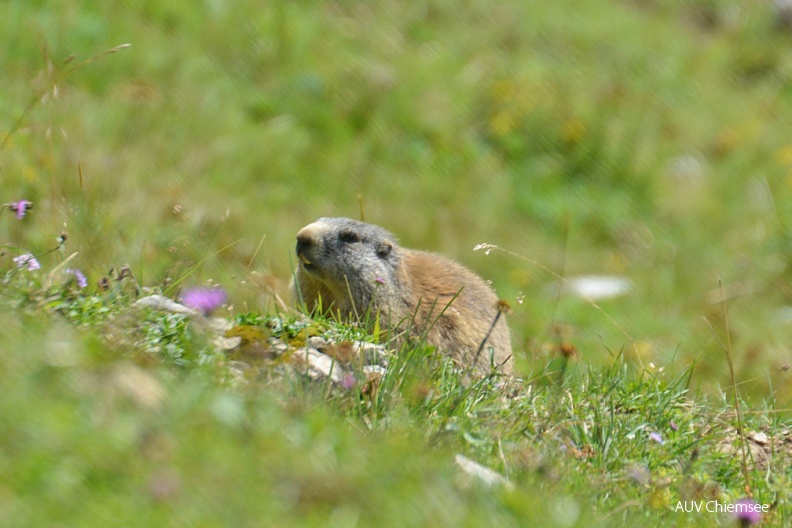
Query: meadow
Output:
[[2, 0, 792, 525]]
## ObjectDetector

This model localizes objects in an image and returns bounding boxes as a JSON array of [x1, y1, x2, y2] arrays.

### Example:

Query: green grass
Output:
[[2, 296, 789, 526], [3, 0, 792, 525]]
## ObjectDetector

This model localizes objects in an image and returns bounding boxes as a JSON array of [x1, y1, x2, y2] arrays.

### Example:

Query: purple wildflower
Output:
[[341, 373, 356, 390], [374, 277, 386, 285], [9, 200, 32, 219], [65, 268, 88, 289], [13, 253, 41, 271], [649, 432, 664, 445], [670, 421, 679, 431], [181, 287, 227, 315], [731, 498, 762, 526]]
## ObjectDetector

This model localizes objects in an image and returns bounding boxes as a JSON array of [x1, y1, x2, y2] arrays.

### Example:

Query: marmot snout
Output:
[[292, 217, 513, 375]]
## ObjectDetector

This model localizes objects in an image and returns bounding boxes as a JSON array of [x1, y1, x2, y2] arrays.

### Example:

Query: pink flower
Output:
[[65, 268, 88, 289], [732, 498, 762, 526], [341, 374, 356, 390], [13, 253, 41, 271], [8, 200, 32, 219], [181, 287, 227, 315]]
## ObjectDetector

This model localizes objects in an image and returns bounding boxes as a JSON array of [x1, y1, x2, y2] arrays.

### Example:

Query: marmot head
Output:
[[295, 217, 400, 288]]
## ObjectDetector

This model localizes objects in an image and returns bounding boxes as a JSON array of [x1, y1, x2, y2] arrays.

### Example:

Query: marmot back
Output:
[[291, 217, 513, 375]]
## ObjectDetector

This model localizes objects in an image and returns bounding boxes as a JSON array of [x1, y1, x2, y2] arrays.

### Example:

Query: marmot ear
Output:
[[377, 241, 393, 257]]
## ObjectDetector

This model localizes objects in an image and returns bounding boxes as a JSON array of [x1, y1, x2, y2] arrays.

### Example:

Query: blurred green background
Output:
[[3, 0, 792, 401]]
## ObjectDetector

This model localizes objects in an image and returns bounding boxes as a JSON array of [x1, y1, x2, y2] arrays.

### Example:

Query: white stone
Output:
[[291, 347, 347, 384], [454, 454, 512, 489], [352, 341, 390, 366], [133, 295, 197, 314]]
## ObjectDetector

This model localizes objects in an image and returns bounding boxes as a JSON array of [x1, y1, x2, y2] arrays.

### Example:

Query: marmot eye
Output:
[[377, 242, 393, 257], [339, 231, 361, 243]]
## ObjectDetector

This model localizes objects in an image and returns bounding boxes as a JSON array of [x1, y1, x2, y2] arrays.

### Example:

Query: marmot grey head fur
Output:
[[292, 217, 513, 375]]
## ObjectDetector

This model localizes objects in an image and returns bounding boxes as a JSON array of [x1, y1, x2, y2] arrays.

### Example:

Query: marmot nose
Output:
[[296, 223, 321, 255], [296, 238, 311, 257]]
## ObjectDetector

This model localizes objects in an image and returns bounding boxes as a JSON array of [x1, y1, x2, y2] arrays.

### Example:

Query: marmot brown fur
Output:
[[291, 217, 512, 374]]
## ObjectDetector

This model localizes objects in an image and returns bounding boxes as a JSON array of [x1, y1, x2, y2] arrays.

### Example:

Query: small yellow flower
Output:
[[775, 145, 792, 166], [509, 268, 533, 287], [626, 341, 653, 362], [607, 252, 627, 273], [24, 166, 38, 183], [513, 91, 536, 114], [489, 111, 516, 137], [563, 119, 586, 144], [648, 488, 672, 510], [491, 80, 516, 103]]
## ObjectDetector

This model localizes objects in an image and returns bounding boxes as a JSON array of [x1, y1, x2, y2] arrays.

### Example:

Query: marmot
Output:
[[291, 217, 513, 375]]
